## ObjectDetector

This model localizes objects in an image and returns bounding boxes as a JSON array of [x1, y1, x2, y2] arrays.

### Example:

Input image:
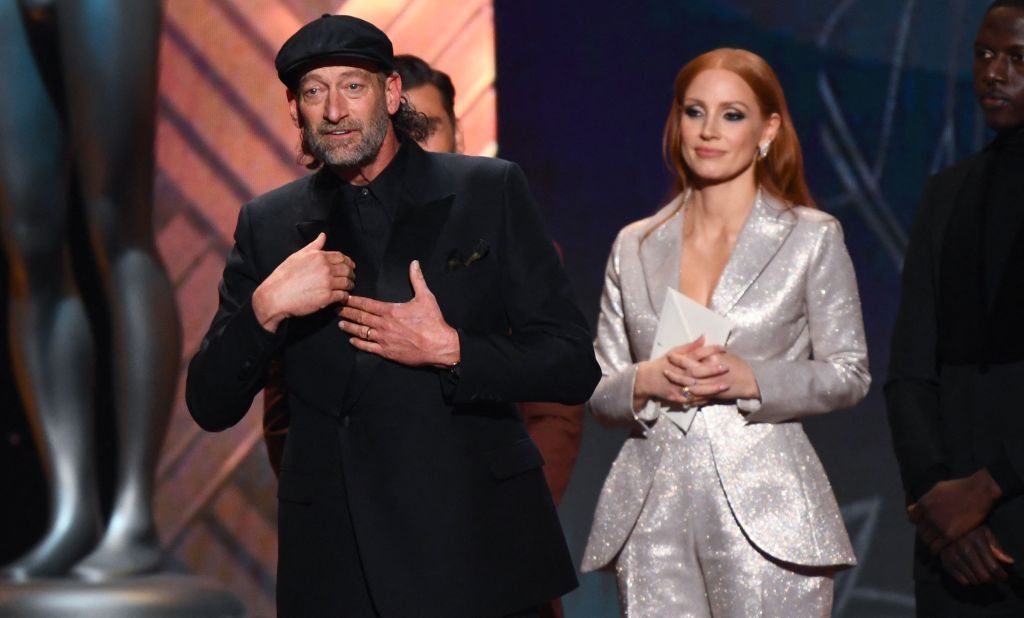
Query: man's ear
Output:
[[286, 89, 301, 128], [385, 73, 402, 115]]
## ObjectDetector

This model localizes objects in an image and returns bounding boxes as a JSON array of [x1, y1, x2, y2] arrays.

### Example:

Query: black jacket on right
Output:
[[886, 143, 1024, 583]]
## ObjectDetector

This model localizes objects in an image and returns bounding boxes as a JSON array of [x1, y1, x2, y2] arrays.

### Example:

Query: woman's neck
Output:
[[687, 177, 757, 237]]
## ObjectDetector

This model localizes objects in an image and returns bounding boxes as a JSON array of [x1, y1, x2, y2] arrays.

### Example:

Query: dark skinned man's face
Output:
[[974, 6, 1024, 131]]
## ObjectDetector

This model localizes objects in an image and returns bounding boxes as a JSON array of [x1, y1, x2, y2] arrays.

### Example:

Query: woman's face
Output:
[[679, 68, 779, 185]]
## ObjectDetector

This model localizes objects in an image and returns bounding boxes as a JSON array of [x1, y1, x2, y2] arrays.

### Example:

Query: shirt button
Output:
[[360, 188, 369, 196]]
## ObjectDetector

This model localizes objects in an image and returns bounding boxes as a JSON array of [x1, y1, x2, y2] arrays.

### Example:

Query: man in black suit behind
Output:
[[887, 1, 1024, 614], [185, 15, 599, 617]]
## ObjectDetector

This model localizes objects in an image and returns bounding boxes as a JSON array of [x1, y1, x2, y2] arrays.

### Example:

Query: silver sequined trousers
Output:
[[615, 412, 833, 617]]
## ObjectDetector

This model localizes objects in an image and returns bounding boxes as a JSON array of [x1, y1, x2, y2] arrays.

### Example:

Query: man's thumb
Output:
[[409, 260, 429, 296], [304, 232, 326, 251]]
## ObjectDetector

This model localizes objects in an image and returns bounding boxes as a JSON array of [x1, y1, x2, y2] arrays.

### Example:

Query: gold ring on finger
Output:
[[681, 386, 693, 400], [365, 326, 372, 340]]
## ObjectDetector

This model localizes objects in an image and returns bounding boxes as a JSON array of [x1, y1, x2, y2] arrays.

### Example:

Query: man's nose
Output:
[[986, 55, 1009, 83], [324, 89, 348, 123]]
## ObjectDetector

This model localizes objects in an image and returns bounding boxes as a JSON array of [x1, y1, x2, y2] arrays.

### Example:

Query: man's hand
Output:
[[939, 526, 1015, 586], [252, 233, 356, 333], [908, 469, 1003, 554], [338, 260, 459, 367]]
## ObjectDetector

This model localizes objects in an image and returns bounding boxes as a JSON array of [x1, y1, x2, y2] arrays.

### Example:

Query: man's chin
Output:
[[981, 108, 1024, 133], [319, 146, 371, 169]]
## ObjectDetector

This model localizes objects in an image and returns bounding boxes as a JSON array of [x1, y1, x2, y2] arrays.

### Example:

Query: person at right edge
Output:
[[886, 1, 1024, 614]]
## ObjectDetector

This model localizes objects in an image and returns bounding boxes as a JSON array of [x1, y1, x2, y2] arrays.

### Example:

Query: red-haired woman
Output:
[[581, 49, 870, 616]]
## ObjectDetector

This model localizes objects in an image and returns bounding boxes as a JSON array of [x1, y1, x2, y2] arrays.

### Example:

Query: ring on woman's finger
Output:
[[681, 386, 693, 400], [364, 326, 372, 340]]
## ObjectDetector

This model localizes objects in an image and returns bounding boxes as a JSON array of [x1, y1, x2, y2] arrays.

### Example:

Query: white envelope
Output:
[[642, 288, 734, 433]]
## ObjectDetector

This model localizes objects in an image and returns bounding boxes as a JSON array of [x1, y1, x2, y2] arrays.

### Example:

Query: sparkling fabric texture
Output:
[[616, 413, 833, 617], [583, 193, 869, 593]]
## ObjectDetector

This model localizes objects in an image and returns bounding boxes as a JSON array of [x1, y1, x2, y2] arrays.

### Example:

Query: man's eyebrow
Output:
[[300, 69, 370, 85]]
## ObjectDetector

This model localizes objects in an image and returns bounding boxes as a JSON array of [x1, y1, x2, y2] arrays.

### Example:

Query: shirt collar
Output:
[[340, 140, 409, 220]]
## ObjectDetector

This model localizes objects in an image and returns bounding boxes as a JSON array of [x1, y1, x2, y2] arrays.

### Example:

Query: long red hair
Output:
[[662, 48, 814, 209]]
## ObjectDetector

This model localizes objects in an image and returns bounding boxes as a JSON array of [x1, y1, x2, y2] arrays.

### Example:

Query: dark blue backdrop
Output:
[[494, 1, 992, 616]]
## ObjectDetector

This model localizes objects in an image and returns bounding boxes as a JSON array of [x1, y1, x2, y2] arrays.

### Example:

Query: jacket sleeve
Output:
[[450, 163, 600, 406], [585, 231, 652, 432], [742, 219, 871, 423], [185, 205, 286, 432], [883, 181, 951, 500]]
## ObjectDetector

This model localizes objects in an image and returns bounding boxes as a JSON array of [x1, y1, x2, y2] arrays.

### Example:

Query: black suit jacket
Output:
[[186, 143, 600, 617], [886, 148, 1024, 579]]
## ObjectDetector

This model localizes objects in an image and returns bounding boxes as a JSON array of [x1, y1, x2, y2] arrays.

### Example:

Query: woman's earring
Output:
[[757, 142, 770, 160]]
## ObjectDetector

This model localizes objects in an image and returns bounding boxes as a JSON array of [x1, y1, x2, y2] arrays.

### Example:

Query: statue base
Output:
[[0, 573, 247, 617]]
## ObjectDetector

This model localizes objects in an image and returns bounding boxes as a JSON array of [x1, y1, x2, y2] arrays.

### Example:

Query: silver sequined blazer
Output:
[[581, 191, 870, 572]]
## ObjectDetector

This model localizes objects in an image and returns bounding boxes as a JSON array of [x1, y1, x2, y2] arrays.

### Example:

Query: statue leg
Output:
[[54, 0, 182, 580], [0, 1, 103, 580]]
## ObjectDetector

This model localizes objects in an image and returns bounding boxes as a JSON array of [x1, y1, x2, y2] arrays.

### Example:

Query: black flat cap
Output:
[[275, 14, 394, 89]]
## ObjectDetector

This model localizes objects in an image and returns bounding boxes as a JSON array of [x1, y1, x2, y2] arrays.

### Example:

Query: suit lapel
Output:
[[375, 144, 456, 301], [376, 193, 456, 302], [346, 144, 457, 406], [640, 194, 686, 316], [287, 169, 364, 417], [709, 191, 796, 315]]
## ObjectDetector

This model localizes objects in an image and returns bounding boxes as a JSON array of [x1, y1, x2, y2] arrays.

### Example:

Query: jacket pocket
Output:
[[484, 437, 545, 480]]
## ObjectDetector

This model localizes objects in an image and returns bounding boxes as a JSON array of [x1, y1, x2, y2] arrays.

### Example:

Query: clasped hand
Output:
[[907, 470, 1014, 585], [907, 471, 1002, 555], [338, 260, 459, 368], [633, 336, 760, 412], [937, 526, 1014, 586]]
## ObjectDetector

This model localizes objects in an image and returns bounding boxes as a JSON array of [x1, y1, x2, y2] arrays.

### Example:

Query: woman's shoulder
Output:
[[614, 194, 686, 245], [777, 203, 844, 237]]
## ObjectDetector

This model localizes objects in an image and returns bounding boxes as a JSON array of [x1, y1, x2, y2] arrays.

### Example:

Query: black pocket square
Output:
[[447, 239, 490, 271]]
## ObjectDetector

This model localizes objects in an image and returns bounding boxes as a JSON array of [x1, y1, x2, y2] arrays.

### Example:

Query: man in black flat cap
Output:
[[185, 14, 599, 618]]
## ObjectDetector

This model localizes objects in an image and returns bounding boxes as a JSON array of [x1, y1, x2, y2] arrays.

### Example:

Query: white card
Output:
[[643, 288, 734, 433]]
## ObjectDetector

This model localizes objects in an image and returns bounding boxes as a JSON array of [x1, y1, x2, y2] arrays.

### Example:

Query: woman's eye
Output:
[[724, 111, 746, 122], [684, 106, 703, 118]]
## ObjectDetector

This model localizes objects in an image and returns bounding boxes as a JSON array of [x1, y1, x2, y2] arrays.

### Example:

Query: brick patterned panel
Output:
[[153, 1, 495, 614]]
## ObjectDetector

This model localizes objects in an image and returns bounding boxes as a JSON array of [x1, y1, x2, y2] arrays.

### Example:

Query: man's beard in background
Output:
[[302, 104, 390, 169]]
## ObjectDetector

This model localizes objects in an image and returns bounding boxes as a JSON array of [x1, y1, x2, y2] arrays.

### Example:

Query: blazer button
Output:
[[341, 416, 351, 428]]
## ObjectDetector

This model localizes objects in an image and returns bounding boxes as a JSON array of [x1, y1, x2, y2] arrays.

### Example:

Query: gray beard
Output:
[[302, 106, 390, 169]]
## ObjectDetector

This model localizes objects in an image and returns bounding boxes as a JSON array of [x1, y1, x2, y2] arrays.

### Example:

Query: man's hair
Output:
[[988, 0, 1024, 13], [394, 54, 457, 126], [298, 70, 430, 169]]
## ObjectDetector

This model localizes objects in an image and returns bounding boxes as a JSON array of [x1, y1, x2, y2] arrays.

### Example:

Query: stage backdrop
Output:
[[493, 1, 992, 617], [1, 0, 994, 616]]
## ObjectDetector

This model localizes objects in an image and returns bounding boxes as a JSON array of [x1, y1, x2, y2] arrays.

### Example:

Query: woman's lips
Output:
[[695, 147, 726, 158]]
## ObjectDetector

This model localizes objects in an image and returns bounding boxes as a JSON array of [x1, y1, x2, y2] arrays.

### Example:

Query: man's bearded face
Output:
[[300, 94, 390, 168], [294, 65, 392, 168]]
